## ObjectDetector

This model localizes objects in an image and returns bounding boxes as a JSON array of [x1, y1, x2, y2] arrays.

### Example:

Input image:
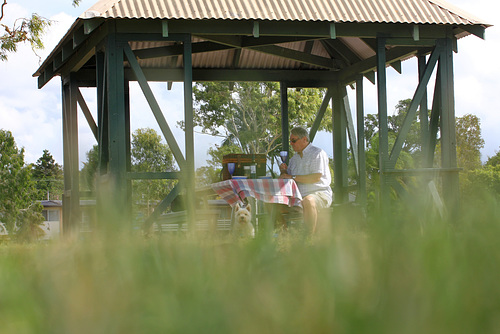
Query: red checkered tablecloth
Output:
[[211, 178, 302, 207]]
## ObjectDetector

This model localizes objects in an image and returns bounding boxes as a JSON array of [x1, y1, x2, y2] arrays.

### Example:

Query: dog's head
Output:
[[235, 202, 251, 224]]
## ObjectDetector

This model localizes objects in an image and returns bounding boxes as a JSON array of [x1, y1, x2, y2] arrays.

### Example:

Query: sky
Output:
[[0, 0, 498, 169]]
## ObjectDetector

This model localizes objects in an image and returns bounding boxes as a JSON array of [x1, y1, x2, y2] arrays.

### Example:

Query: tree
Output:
[[195, 142, 241, 187], [16, 202, 45, 242], [486, 148, 500, 168], [455, 114, 484, 171], [80, 144, 99, 193], [364, 98, 423, 157], [460, 165, 500, 203], [189, 82, 331, 170], [195, 165, 221, 188], [32, 149, 63, 200], [0, 0, 80, 61], [131, 128, 178, 215], [0, 129, 42, 235]]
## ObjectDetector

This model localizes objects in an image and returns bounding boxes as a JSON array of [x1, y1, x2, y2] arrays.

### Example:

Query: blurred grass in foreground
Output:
[[1, 193, 500, 334]]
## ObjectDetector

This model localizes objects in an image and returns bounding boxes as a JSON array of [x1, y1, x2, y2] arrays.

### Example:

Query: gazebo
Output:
[[34, 0, 490, 232]]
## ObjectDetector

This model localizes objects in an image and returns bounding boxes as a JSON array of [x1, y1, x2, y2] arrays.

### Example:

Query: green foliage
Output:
[[31, 150, 63, 200], [15, 202, 45, 242], [131, 128, 178, 215], [1, 196, 500, 333], [363, 99, 422, 205], [195, 143, 241, 185], [131, 128, 175, 172], [0, 13, 51, 61], [363, 100, 485, 208], [392, 98, 422, 154], [455, 114, 484, 171], [0, 0, 81, 61], [190, 82, 330, 168], [0, 129, 38, 234], [80, 145, 99, 193], [364, 98, 424, 158], [460, 165, 500, 202], [486, 148, 500, 168], [195, 165, 221, 188]]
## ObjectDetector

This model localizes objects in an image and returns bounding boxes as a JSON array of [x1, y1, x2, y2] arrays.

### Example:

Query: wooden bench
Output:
[[153, 209, 233, 233]]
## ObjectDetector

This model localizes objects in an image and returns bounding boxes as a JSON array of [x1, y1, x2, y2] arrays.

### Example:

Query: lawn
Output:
[[1, 194, 500, 333]]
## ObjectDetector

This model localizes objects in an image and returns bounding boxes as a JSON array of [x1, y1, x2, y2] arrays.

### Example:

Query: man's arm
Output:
[[279, 172, 322, 184]]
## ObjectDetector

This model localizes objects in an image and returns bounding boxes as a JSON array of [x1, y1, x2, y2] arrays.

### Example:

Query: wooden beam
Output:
[[322, 39, 361, 66], [253, 21, 260, 38], [310, 89, 333, 141], [377, 37, 390, 208], [388, 45, 441, 167], [342, 86, 358, 174], [76, 88, 98, 141], [280, 82, 289, 155], [339, 46, 432, 84], [330, 23, 336, 39], [249, 44, 336, 69], [456, 25, 486, 39], [356, 76, 367, 207], [332, 84, 349, 204], [183, 37, 196, 227], [201, 35, 336, 69], [159, 20, 451, 39], [38, 23, 109, 88], [127, 172, 181, 180], [127, 68, 339, 86], [84, 18, 105, 35], [438, 38, 459, 212]]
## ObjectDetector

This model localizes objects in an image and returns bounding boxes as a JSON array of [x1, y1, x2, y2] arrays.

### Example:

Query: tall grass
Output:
[[1, 193, 500, 333]]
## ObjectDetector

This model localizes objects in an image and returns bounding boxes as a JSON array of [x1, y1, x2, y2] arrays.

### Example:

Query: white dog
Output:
[[233, 202, 255, 238]]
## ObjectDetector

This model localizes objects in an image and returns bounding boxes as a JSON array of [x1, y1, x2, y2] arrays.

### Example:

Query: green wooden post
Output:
[[438, 38, 459, 214], [418, 53, 430, 167], [332, 83, 348, 204], [105, 33, 129, 226], [61, 74, 80, 235], [124, 79, 133, 220], [183, 35, 196, 226], [280, 82, 289, 154], [96, 50, 109, 176], [356, 76, 367, 208], [376, 37, 390, 211], [427, 64, 442, 168]]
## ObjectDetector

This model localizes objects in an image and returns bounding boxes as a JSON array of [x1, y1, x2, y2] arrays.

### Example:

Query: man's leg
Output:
[[302, 195, 318, 234]]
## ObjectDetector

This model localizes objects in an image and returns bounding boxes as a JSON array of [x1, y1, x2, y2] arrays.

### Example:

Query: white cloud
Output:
[[0, 9, 75, 165]]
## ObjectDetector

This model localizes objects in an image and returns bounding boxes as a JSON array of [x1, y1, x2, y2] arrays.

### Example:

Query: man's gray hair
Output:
[[291, 126, 310, 141]]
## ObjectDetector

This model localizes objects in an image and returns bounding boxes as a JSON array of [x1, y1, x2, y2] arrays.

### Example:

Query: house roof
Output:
[[34, 0, 490, 88]]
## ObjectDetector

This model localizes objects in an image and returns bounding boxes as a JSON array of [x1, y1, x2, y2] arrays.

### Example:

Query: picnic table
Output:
[[211, 178, 303, 235], [210, 178, 302, 208]]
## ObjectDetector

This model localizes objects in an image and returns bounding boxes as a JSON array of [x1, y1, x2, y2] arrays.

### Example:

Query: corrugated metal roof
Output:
[[33, 0, 491, 87], [82, 0, 488, 26]]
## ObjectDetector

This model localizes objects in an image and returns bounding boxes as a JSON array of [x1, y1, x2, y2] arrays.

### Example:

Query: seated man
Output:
[[279, 126, 332, 234]]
